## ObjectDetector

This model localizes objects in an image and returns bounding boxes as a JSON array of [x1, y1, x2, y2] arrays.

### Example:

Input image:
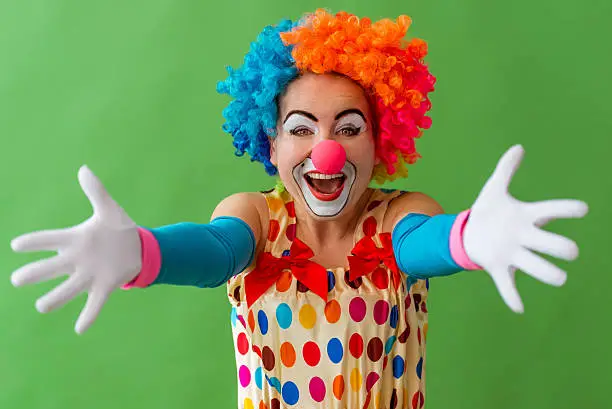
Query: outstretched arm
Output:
[[10, 166, 266, 334], [385, 145, 588, 312], [124, 191, 267, 289]]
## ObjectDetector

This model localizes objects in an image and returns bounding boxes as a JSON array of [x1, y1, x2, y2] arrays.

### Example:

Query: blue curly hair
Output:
[[216, 18, 300, 176]]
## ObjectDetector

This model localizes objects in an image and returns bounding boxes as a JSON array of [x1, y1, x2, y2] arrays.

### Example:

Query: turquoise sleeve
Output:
[[391, 213, 463, 279], [147, 216, 256, 288]]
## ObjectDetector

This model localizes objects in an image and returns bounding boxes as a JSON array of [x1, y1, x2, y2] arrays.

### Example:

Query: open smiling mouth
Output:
[[304, 171, 347, 201], [292, 158, 356, 217]]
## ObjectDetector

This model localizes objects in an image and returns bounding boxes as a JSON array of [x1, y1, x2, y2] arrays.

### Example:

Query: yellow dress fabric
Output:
[[227, 186, 429, 409]]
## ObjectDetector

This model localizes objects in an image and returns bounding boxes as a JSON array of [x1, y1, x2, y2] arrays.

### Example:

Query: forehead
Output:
[[278, 73, 371, 118]]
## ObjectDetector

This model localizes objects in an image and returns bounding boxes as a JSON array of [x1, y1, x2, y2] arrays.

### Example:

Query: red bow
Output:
[[244, 238, 328, 308], [347, 233, 402, 289]]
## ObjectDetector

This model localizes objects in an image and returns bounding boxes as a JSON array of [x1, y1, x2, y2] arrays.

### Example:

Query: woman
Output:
[[10, 9, 587, 409]]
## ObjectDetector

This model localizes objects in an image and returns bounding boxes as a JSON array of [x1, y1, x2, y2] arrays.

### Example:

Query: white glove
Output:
[[10, 166, 142, 334], [463, 145, 588, 313]]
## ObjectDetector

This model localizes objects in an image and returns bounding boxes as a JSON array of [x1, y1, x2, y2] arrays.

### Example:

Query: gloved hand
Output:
[[10, 166, 142, 334], [463, 145, 589, 313]]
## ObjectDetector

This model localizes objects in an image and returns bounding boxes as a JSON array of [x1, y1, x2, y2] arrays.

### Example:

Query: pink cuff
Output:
[[121, 227, 162, 289], [449, 209, 482, 271]]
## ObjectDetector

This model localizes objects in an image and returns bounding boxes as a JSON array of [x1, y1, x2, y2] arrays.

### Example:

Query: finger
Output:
[[512, 248, 567, 287], [11, 228, 73, 252], [35, 274, 88, 314], [489, 266, 524, 313], [524, 199, 589, 226], [78, 165, 115, 218], [521, 227, 579, 261], [485, 144, 525, 193], [11, 255, 73, 287], [75, 288, 110, 335]]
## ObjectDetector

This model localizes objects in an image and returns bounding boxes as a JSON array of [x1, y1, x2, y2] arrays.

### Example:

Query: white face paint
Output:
[[282, 113, 319, 137], [334, 112, 368, 136], [292, 157, 357, 217]]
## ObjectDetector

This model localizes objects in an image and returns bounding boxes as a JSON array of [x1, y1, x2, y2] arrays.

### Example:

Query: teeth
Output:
[[308, 173, 344, 180]]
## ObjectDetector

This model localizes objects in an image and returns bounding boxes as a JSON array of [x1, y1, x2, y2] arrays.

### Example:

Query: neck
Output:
[[294, 188, 374, 246]]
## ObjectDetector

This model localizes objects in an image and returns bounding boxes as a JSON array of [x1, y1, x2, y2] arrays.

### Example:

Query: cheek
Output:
[[345, 136, 377, 167], [274, 138, 311, 172]]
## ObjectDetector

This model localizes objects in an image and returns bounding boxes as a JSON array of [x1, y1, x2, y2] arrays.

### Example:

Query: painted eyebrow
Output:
[[335, 109, 367, 122], [283, 110, 318, 123]]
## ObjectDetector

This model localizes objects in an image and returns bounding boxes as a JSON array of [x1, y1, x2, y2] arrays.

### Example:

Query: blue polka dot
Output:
[[327, 271, 336, 292], [282, 249, 291, 257], [380, 188, 397, 193], [392, 356, 405, 379], [257, 310, 268, 335], [282, 381, 300, 405], [230, 308, 237, 328], [426, 278, 430, 290], [266, 376, 281, 393], [416, 357, 423, 379], [255, 367, 263, 389], [389, 305, 399, 329], [385, 336, 397, 354], [327, 338, 344, 364], [276, 303, 293, 329]]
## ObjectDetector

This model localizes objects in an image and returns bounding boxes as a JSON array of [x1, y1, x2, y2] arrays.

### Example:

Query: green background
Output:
[[0, 0, 609, 408]]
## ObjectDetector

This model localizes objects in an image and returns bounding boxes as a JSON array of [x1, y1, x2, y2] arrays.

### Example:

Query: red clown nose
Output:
[[311, 140, 346, 174]]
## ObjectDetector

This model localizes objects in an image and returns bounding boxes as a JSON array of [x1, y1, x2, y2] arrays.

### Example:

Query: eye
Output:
[[290, 127, 314, 136], [337, 126, 361, 136]]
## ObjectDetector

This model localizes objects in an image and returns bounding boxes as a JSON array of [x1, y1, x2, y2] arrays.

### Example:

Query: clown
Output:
[[10, 9, 588, 409]]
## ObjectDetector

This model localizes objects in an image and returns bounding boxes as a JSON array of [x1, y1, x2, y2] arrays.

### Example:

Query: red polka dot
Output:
[[383, 356, 388, 370], [349, 297, 367, 322], [372, 267, 389, 289], [271, 398, 281, 409], [303, 341, 321, 366], [237, 333, 249, 355], [417, 327, 421, 345], [286, 223, 297, 241], [367, 337, 383, 362], [349, 333, 364, 358], [365, 372, 380, 392], [367, 200, 383, 211], [362, 216, 377, 237], [405, 294, 412, 310], [233, 286, 241, 302], [390, 389, 398, 409], [373, 300, 390, 325], [421, 302, 428, 313], [285, 201, 296, 217], [412, 391, 425, 409], [309, 377, 326, 402], [398, 326, 411, 343], [252, 344, 262, 358], [262, 346, 275, 371], [413, 294, 422, 310], [268, 220, 280, 241]]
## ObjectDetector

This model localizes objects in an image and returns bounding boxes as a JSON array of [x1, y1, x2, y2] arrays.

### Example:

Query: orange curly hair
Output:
[[280, 9, 436, 183]]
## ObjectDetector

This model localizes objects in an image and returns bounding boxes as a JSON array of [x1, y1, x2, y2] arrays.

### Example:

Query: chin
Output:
[[290, 158, 358, 218]]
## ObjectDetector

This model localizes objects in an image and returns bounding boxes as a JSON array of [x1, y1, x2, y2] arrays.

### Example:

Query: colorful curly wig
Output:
[[216, 9, 436, 184]]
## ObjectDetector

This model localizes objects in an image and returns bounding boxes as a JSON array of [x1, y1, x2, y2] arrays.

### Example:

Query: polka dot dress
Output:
[[227, 187, 429, 409]]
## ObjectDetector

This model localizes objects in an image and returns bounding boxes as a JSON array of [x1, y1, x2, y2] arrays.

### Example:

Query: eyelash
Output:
[[288, 126, 362, 136], [289, 127, 313, 136], [337, 126, 361, 136]]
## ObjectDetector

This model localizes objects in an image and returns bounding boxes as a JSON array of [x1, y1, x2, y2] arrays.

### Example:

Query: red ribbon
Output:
[[347, 233, 402, 289], [244, 238, 328, 308]]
